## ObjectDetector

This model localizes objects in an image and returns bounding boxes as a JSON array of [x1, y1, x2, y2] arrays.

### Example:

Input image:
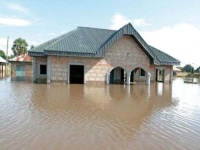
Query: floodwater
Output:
[[0, 77, 200, 150]]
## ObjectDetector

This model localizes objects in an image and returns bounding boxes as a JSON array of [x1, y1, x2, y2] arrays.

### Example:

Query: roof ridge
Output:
[[29, 29, 77, 52], [44, 29, 78, 51], [96, 23, 130, 50], [77, 26, 116, 31], [97, 23, 156, 59]]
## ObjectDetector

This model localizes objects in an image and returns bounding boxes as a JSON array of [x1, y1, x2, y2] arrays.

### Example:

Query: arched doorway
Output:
[[130, 67, 147, 83], [109, 67, 127, 84]]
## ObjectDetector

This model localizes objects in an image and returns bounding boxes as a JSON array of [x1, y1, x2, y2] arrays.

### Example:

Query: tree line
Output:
[[0, 38, 34, 59]]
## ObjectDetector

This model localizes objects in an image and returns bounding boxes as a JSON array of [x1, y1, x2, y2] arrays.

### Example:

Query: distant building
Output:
[[0, 56, 6, 77], [195, 66, 200, 74], [173, 66, 182, 76], [28, 23, 180, 84], [9, 54, 32, 81]]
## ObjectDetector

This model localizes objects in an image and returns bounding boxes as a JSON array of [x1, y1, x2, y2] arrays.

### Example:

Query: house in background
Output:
[[28, 23, 180, 84], [195, 66, 200, 75], [173, 66, 182, 77], [9, 54, 32, 81], [0, 56, 6, 77]]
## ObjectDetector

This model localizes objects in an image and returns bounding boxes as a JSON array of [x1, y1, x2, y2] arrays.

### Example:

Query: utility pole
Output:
[[5, 36, 9, 76]]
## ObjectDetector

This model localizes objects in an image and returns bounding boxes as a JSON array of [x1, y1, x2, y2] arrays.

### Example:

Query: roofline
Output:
[[28, 51, 45, 57], [8, 60, 32, 63], [96, 23, 161, 63], [44, 50, 96, 57], [28, 24, 180, 65], [77, 26, 116, 32]]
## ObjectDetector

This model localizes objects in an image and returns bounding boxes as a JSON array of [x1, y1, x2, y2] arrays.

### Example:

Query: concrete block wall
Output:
[[105, 35, 150, 71], [11, 62, 32, 81], [48, 35, 154, 83], [33, 35, 177, 84], [35, 57, 47, 83], [50, 56, 111, 83], [164, 65, 173, 82]]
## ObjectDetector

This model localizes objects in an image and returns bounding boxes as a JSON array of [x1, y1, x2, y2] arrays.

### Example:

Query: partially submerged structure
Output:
[[0, 56, 6, 77], [9, 54, 32, 81], [173, 66, 182, 76], [28, 23, 180, 84]]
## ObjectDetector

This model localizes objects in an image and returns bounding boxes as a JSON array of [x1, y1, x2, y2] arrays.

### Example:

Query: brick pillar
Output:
[[170, 67, 173, 83], [106, 73, 110, 84], [47, 56, 51, 83], [146, 72, 151, 85], [126, 72, 131, 85], [1, 64, 3, 76], [32, 57, 37, 83]]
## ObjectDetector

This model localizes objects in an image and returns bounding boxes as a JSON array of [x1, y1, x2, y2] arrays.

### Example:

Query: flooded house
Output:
[[9, 54, 32, 81], [28, 23, 180, 84], [0, 56, 6, 77]]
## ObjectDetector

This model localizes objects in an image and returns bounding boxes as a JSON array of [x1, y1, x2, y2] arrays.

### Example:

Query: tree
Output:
[[0, 50, 6, 59], [195, 66, 200, 73], [30, 45, 34, 49], [182, 64, 194, 73], [11, 38, 28, 56]]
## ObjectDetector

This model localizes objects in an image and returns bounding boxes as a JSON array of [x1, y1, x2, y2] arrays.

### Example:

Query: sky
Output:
[[0, 0, 200, 68]]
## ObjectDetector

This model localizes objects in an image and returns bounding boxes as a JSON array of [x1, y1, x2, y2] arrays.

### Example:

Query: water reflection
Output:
[[0, 77, 200, 150]]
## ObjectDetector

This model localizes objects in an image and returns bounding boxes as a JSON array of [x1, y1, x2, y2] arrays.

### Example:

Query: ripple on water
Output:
[[0, 77, 200, 149]]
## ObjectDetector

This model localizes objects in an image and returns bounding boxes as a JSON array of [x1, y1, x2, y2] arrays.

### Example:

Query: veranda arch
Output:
[[130, 67, 150, 84], [108, 66, 127, 84]]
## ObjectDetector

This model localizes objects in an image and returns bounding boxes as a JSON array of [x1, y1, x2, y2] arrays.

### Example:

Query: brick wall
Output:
[[48, 35, 153, 83], [35, 57, 47, 83], [50, 56, 110, 83], [11, 62, 32, 81]]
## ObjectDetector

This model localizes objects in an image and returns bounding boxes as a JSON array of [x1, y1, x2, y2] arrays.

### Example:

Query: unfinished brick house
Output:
[[28, 23, 180, 84], [9, 54, 32, 81]]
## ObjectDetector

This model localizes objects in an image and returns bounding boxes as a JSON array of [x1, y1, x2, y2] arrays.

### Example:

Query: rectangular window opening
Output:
[[40, 65, 47, 75], [140, 69, 145, 76]]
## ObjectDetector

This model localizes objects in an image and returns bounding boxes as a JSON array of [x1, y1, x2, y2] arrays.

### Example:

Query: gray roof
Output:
[[0, 56, 6, 63], [29, 23, 180, 65], [149, 46, 180, 65]]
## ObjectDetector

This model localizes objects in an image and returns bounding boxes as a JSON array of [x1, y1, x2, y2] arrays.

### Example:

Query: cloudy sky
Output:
[[0, 0, 200, 68]]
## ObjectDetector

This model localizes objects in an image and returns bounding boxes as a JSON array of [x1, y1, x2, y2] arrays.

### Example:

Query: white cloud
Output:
[[5, 2, 29, 14], [133, 19, 149, 27], [109, 13, 149, 30], [140, 23, 200, 68], [0, 17, 32, 26]]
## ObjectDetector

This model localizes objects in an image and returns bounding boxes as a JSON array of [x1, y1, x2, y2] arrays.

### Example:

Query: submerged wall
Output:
[[11, 62, 32, 81], [47, 35, 154, 83], [33, 35, 172, 84]]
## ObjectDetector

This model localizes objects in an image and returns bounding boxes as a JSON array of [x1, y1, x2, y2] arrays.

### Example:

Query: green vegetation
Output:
[[12, 38, 28, 56], [0, 50, 6, 59], [30, 45, 34, 49], [195, 66, 200, 73], [185, 73, 200, 78], [182, 64, 194, 73]]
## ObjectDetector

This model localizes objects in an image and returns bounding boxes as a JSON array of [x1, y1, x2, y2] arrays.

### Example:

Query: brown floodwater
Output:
[[0, 77, 200, 150]]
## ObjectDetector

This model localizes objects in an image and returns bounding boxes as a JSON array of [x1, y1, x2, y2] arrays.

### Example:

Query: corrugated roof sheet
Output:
[[0, 57, 6, 63], [149, 46, 180, 64], [46, 27, 115, 53], [9, 54, 32, 62], [29, 23, 180, 65]]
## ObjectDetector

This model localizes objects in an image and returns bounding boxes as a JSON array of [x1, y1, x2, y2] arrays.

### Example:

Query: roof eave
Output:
[[43, 50, 96, 57], [28, 51, 45, 57]]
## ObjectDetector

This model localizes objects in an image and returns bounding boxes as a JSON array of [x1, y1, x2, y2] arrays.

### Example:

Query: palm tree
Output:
[[12, 38, 28, 56]]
